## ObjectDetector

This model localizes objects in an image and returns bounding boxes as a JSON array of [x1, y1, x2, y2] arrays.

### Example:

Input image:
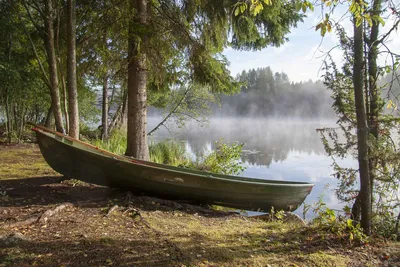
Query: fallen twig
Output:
[[105, 205, 119, 217], [2, 203, 73, 229], [39, 202, 74, 223], [3, 216, 40, 229], [124, 207, 151, 228]]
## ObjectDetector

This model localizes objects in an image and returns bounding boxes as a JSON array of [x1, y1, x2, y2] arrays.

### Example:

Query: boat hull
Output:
[[34, 127, 313, 211]]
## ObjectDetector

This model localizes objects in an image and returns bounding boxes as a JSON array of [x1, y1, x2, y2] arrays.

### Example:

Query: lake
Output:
[[147, 117, 358, 219]]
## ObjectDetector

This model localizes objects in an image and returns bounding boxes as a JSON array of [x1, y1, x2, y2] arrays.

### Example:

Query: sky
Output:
[[223, 4, 400, 83]]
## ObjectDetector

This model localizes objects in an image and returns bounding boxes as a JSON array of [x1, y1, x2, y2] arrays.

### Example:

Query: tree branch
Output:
[[147, 86, 191, 136]]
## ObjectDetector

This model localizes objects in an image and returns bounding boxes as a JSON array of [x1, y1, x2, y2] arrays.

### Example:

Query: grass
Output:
[[91, 128, 189, 166], [0, 144, 58, 180], [92, 129, 246, 176], [149, 140, 188, 166], [91, 128, 127, 155], [1, 144, 399, 266]]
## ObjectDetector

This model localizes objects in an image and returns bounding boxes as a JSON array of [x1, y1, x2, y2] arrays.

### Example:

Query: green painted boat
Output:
[[32, 125, 314, 211]]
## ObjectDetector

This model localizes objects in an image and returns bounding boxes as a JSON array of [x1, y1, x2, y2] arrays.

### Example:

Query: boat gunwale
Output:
[[33, 126, 314, 188]]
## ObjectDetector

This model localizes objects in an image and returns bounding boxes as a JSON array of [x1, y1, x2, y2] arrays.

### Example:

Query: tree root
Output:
[[3, 202, 73, 229], [123, 207, 150, 228], [137, 195, 227, 215], [3, 215, 40, 229], [104, 202, 151, 228], [39, 202, 73, 223], [105, 205, 119, 217]]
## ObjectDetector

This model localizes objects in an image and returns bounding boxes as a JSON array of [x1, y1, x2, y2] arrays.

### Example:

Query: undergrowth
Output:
[[91, 128, 246, 175], [304, 191, 368, 244]]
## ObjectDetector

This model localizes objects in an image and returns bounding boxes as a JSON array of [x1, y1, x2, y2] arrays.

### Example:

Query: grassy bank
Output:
[[0, 144, 399, 266]]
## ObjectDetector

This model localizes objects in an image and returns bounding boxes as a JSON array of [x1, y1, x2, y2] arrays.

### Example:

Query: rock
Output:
[[282, 212, 306, 225], [0, 232, 30, 244]]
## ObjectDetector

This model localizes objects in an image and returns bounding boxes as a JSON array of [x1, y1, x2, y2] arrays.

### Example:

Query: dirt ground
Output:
[[0, 144, 399, 266]]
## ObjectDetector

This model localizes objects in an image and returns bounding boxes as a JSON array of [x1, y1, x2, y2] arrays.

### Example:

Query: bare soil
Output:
[[0, 144, 399, 266]]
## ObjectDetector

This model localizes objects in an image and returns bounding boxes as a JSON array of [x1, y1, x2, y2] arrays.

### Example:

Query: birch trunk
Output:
[[43, 0, 64, 133], [66, 0, 79, 138]]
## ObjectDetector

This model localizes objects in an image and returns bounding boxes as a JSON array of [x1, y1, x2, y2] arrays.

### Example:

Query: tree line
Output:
[[213, 67, 334, 118]]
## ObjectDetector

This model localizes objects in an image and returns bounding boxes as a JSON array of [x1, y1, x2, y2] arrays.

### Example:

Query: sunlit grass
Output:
[[149, 140, 188, 166], [145, 210, 351, 266], [92, 128, 189, 166], [91, 129, 246, 175], [0, 145, 58, 180], [92, 128, 127, 155]]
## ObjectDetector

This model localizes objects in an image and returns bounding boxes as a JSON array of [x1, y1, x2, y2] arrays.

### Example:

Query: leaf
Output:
[[295, 2, 302, 11], [235, 7, 240, 16], [321, 25, 327, 36], [355, 16, 363, 27], [350, 2, 356, 13], [386, 100, 397, 110], [326, 22, 332, 32], [377, 16, 385, 26], [253, 2, 264, 15], [240, 4, 247, 13]]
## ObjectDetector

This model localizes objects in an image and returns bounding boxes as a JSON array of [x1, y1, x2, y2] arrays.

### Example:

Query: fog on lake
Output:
[[148, 117, 358, 218]]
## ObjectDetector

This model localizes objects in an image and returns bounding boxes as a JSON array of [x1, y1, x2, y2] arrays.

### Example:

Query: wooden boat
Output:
[[32, 125, 314, 211]]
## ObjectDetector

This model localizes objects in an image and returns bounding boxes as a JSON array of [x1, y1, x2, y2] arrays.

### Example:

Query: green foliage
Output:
[[269, 206, 285, 222], [315, 0, 387, 36], [93, 130, 246, 176], [149, 84, 220, 134], [318, 19, 400, 238], [230, 0, 306, 50], [306, 192, 368, 244], [92, 127, 127, 155], [0, 1, 50, 142], [188, 140, 246, 176], [149, 140, 189, 166]]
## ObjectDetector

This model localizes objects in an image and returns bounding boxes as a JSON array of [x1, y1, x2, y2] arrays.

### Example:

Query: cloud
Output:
[[223, 6, 399, 83]]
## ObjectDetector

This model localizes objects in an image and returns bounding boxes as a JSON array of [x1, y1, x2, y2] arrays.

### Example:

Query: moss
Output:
[[0, 145, 58, 180], [300, 251, 349, 267]]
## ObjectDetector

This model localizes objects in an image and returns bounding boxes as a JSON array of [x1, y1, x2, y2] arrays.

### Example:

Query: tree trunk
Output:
[[44, 105, 53, 127], [5, 88, 12, 143], [55, 4, 68, 133], [108, 90, 128, 133], [367, 0, 382, 207], [353, 13, 372, 235], [43, 0, 64, 133], [13, 105, 20, 143], [102, 74, 108, 140], [66, 0, 79, 138], [61, 66, 70, 133], [125, 0, 149, 160], [121, 89, 128, 126]]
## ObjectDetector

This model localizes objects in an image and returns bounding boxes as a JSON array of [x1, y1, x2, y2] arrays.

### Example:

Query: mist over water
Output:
[[148, 117, 358, 218]]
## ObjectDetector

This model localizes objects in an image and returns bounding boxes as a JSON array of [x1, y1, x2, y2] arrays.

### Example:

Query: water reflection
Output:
[[149, 117, 329, 166], [148, 117, 358, 218]]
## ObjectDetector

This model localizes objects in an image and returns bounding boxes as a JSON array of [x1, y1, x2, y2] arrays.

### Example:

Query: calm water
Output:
[[147, 117, 358, 219]]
